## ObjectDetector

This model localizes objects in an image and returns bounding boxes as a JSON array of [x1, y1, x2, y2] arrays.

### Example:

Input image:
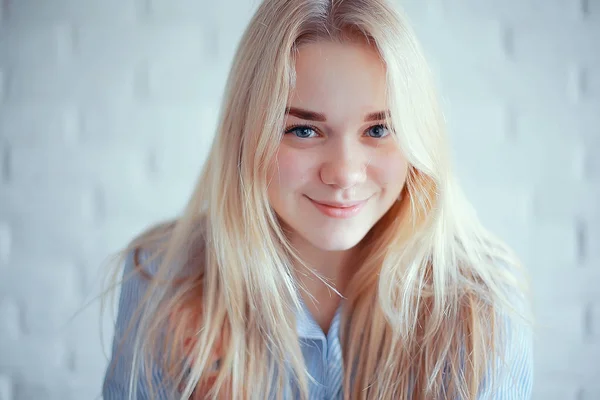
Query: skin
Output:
[[267, 39, 409, 331]]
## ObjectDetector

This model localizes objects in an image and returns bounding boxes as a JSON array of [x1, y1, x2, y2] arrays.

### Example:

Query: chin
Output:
[[306, 231, 366, 252]]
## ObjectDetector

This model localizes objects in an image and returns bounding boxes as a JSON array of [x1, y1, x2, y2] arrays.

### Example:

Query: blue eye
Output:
[[366, 124, 389, 138], [285, 125, 318, 138]]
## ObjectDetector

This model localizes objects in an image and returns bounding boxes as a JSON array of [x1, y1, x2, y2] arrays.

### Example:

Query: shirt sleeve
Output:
[[102, 250, 173, 400]]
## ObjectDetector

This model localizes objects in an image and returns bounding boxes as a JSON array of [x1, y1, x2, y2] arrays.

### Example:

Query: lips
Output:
[[310, 199, 367, 208], [307, 196, 370, 218]]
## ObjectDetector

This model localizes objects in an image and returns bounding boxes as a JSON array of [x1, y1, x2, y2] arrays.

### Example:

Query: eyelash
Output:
[[284, 124, 390, 139]]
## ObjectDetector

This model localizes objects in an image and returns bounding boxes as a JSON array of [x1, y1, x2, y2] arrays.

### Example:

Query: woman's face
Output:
[[267, 39, 409, 252]]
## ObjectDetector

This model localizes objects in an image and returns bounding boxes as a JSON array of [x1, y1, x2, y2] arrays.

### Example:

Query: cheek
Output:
[[371, 149, 409, 191], [267, 147, 315, 194]]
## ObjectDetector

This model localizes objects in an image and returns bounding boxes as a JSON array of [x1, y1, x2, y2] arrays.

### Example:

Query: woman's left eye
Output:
[[366, 124, 389, 138]]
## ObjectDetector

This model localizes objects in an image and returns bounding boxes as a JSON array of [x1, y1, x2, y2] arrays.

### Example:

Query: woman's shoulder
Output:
[[111, 218, 209, 338], [461, 252, 533, 347], [458, 254, 534, 397]]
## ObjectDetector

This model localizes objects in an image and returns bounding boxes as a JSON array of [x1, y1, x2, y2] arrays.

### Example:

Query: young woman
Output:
[[102, 0, 533, 399]]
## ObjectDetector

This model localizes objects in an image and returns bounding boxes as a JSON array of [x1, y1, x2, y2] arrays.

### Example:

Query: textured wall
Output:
[[0, 0, 598, 399]]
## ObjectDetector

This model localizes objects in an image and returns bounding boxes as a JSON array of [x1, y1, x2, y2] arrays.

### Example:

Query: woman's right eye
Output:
[[284, 125, 318, 138]]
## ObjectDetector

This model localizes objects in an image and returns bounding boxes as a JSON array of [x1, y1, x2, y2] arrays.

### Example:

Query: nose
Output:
[[319, 139, 367, 190]]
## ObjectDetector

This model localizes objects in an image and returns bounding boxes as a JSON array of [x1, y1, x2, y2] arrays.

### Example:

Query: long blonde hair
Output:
[[104, 0, 530, 399]]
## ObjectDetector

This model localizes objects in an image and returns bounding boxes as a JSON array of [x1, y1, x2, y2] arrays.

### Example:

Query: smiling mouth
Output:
[[307, 196, 370, 219]]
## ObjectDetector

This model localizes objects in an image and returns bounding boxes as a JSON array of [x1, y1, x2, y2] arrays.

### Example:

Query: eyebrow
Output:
[[285, 106, 390, 122]]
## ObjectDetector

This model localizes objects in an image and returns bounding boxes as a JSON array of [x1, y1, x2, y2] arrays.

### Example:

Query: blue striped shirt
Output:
[[103, 252, 533, 399]]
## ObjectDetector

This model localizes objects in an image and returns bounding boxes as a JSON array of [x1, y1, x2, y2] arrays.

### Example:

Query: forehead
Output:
[[288, 40, 388, 119]]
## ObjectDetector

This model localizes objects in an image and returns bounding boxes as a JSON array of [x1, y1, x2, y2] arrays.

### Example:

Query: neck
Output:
[[290, 234, 360, 333]]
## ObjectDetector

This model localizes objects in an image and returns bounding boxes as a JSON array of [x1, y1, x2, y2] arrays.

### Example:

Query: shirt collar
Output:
[[295, 297, 344, 341]]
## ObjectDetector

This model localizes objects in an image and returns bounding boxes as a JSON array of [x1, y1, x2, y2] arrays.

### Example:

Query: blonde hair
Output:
[[104, 0, 531, 399]]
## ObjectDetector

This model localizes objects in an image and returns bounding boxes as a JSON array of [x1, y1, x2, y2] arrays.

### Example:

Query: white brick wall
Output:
[[0, 0, 598, 399]]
